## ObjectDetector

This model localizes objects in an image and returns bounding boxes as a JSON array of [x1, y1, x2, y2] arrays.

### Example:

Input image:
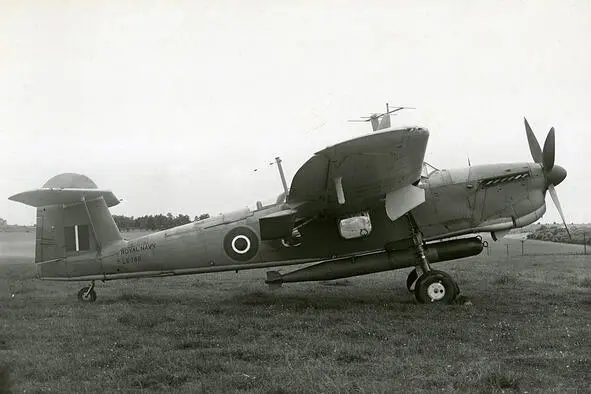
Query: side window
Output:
[[338, 212, 372, 240], [64, 225, 91, 252]]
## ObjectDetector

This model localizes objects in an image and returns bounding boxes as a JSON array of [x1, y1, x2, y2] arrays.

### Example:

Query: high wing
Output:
[[287, 127, 429, 217]]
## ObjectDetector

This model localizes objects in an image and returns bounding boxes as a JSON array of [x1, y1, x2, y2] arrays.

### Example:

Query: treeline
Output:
[[113, 213, 193, 231], [527, 224, 591, 245]]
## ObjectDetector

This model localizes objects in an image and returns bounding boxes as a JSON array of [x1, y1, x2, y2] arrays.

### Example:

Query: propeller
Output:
[[524, 118, 542, 163], [524, 118, 570, 238], [548, 184, 571, 239]]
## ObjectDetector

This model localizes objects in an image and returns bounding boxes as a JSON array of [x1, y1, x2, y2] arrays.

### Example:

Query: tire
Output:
[[414, 272, 458, 304], [77, 287, 97, 303], [427, 269, 461, 295], [406, 269, 460, 295]]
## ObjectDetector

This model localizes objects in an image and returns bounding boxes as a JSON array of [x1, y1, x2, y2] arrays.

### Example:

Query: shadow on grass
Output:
[[131, 372, 189, 390], [334, 348, 371, 363], [0, 364, 12, 393], [319, 279, 353, 287], [117, 310, 175, 329], [453, 363, 522, 392], [228, 290, 405, 311], [174, 339, 213, 350], [578, 276, 591, 288], [492, 273, 520, 286], [484, 370, 521, 391], [101, 292, 187, 305]]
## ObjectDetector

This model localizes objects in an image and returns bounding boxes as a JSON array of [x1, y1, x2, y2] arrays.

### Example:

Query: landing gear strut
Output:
[[406, 215, 460, 304], [77, 281, 97, 303]]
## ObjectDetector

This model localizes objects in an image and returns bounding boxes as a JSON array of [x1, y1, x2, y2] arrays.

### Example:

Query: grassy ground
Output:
[[0, 233, 589, 393]]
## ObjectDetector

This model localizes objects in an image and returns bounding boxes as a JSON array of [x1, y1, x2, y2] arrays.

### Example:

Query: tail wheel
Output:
[[414, 272, 458, 304], [77, 287, 97, 303]]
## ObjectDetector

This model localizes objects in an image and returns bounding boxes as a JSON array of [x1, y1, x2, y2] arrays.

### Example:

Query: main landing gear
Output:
[[406, 268, 460, 304], [406, 215, 460, 304], [77, 281, 97, 303]]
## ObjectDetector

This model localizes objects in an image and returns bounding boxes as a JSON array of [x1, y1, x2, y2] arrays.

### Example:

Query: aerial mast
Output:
[[348, 103, 414, 132], [275, 157, 289, 196]]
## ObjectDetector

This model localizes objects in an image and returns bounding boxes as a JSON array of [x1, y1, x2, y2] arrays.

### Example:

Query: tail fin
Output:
[[9, 173, 122, 263]]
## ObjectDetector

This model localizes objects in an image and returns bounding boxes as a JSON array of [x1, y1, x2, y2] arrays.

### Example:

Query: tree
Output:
[[111, 212, 196, 231], [0, 218, 6, 226]]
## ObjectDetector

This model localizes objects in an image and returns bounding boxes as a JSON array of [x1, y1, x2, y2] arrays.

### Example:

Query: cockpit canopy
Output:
[[253, 191, 287, 211], [421, 162, 439, 178]]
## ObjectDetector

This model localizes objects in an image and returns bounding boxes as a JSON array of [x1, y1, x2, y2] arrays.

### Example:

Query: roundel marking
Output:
[[231, 235, 251, 254], [223, 226, 259, 261]]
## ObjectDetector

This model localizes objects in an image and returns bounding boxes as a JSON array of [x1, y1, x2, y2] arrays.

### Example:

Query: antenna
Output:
[[272, 157, 289, 196], [348, 103, 415, 131]]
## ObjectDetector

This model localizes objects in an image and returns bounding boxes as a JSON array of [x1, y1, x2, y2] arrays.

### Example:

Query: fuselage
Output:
[[39, 161, 552, 281]]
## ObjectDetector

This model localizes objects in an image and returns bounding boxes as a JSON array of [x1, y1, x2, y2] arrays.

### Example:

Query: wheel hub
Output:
[[426, 281, 446, 301]]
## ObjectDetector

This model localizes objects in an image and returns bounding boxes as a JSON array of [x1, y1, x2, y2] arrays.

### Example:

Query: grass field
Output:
[[0, 231, 589, 393]]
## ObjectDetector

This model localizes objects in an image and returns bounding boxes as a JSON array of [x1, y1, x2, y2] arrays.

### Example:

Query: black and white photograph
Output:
[[1, 1, 589, 392]]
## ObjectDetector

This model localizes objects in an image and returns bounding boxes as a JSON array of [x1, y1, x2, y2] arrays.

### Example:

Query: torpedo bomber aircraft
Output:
[[9, 113, 568, 304]]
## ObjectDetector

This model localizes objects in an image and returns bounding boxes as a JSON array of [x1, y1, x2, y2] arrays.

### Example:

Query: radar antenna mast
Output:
[[348, 103, 414, 131], [272, 157, 289, 196]]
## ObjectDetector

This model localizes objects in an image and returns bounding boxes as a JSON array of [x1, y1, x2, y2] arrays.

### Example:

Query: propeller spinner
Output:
[[524, 118, 570, 237]]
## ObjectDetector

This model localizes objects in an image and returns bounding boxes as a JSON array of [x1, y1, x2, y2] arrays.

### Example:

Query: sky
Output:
[[1, 0, 590, 225]]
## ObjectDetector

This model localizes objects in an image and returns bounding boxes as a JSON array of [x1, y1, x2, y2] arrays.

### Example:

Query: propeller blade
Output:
[[542, 127, 555, 171], [548, 184, 571, 239], [524, 117, 543, 163]]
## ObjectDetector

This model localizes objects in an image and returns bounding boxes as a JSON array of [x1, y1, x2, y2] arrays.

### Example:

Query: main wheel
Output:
[[406, 269, 460, 295], [426, 269, 460, 295], [414, 272, 458, 304], [77, 287, 97, 303]]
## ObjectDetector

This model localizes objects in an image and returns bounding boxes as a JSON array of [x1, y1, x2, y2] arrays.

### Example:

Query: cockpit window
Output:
[[252, 192, 287, 211], [421, 162, 439, 178]]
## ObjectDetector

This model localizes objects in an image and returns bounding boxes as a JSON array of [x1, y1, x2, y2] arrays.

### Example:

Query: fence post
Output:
[[521, 240, 524, 256], [506, 244, 509, 256], [584, 233, 587, 255]]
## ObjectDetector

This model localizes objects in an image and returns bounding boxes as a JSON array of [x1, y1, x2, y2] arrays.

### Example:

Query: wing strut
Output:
[[81, 196, 102, 254]]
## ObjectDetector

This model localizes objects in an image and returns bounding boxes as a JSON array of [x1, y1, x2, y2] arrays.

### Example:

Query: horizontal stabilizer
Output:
[[9, 188, 120, 208]]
